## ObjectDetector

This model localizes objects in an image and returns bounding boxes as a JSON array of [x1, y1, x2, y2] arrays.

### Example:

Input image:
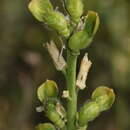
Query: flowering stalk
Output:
[[28, 0, 116, 130], [66, 50, 78, 130]]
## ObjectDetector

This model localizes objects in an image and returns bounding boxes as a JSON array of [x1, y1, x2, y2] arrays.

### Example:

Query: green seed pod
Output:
[[78, 101, 100, 127], [68, 11, 100, 51], [28, 0, 70, 37], [68, 31, 92, 52], [65, 0, 84, 23], [56, 102, 67, 120], [84, 11, 100, 36], [37, 80, 58, 103], [28, 0, 53, 22], [44, 11, 70, 38], [35, 123, 56, 130], [91, 86, 115, 112], [45, 102, 65, 128]]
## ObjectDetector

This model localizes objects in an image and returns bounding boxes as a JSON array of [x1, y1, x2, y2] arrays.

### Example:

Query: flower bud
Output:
[[91, 86, 115, 112], [84, 11, 100, 36], [37, 80, 58, 103], [65, 0, 84, 23], [28, 0, 70, 37], [45, 102, 65, 128], [68, 11, 99, 51], [35, 123, 56, 130], [78, 101, 100, 127]]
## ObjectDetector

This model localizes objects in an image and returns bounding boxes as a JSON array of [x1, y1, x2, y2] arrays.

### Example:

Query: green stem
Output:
[[66, 49, 78, 130]]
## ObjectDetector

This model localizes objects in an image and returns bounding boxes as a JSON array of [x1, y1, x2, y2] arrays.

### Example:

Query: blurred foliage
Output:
[[0, 0, 130, 130]]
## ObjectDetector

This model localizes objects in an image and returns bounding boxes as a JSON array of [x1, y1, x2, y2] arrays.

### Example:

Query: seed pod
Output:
[[28, 0, 70, 37], [84, 11, 100, 36], [35, 123, 56, 130], [78, 101, 100, 127], [92, 86, 115, 112], [44, 11, 70, 38], [65, 0, 84, 23], [68, 31, 92, 52], [28, 0, 53, 22], [45, 102, 65, 128], [37, 80, 58, 103], [68, 11, 100, 51]]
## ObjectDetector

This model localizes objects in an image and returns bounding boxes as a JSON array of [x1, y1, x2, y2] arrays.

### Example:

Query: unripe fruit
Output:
[[45, 102, 65, 128], [37, 80, 58, 103], [78, 101, 100, 127], [28, 0, 70, 37], [66, 0, 84, 23], [68, 11, 100, 52], [92, 86, 115, 112], [35, 123, 56, 130], [68, 31, 92, 52], [84, 11, 100, 36], [45, 11, 70, 38], [28, 0, 53, 22]]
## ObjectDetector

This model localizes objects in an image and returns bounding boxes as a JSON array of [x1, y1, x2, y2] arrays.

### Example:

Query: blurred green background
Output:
[[0, 0, 130, 130]]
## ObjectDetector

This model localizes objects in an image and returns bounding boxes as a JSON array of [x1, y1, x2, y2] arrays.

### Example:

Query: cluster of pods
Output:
[[35, 80, 115, 130]]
